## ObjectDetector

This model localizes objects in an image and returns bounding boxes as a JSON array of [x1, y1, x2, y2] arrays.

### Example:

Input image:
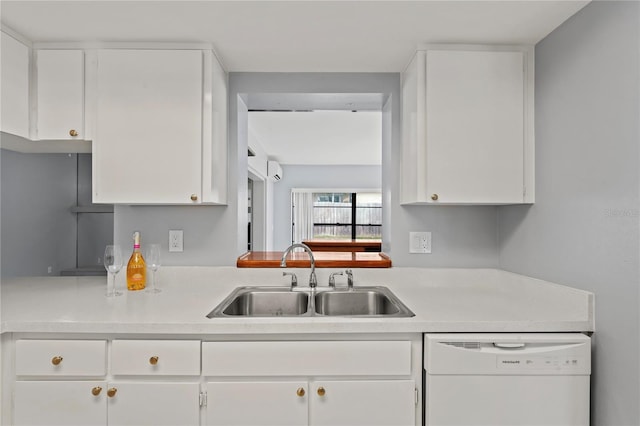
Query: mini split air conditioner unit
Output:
[[267, 161, 283, 181]]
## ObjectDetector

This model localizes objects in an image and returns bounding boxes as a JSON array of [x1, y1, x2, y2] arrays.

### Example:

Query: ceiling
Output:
[[1, 1, 590, 72], [249, 110, 382, 166], [246, 93, 384, 166]]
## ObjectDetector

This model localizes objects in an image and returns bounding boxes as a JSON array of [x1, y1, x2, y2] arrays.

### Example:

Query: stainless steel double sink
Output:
[[207, 286, 414, 318]]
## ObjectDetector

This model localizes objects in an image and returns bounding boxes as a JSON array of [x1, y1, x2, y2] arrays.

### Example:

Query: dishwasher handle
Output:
[[493, 342, 526, 349]]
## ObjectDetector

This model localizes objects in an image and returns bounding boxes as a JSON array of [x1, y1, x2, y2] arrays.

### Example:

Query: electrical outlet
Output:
[[409, 232, 432, 254], [169, 230, 184, 252]]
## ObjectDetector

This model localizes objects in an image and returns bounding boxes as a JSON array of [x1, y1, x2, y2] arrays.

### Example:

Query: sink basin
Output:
[[314, 287, 414, 317], [207, 286, 413, 318], [207, 287, 309, 317]]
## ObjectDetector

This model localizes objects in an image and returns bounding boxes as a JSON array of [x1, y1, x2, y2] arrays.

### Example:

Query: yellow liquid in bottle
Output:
[[126, 231, 146, 291], [126, 252, 146, 290]]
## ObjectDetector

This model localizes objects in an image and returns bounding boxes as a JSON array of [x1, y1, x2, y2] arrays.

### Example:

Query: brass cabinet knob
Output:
[[51, 356, 63, 366], [149, 356, 159, 365], [91, 386, 102, 396], [296, 387, 305, 397], [431, 194, 439, 201], [190, 194, 198, 201], [69, 129, 78, 137], [107, 388, 117, 398], [317, 386, 326, 397]]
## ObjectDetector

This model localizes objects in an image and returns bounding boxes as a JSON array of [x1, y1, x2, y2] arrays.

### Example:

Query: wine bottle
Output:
[[126, 231, 146, 291]]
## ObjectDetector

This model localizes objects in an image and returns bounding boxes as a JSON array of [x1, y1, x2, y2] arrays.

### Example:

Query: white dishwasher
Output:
[[424, 333, 591, 426]]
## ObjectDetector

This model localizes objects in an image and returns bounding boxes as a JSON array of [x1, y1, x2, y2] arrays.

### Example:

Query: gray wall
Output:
[[76, 154, 113, 269], [272, 164, 382, 250], [498, 2, 640, 425], [1, 149, 77, 277], [1, 151, 113, 277], [114, 72, 500, 267]]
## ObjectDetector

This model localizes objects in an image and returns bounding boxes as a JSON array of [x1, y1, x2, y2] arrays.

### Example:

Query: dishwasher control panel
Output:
[[425, 333, 591, 375], [497, 354, 587, 371]]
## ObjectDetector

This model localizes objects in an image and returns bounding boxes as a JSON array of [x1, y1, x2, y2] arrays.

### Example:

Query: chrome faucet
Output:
[[282, 272, 298, 289], [328, 271, 344, 288], [280, 243, 317, 288], [329, 269, 354, 290], [345, 269, 354, 290]]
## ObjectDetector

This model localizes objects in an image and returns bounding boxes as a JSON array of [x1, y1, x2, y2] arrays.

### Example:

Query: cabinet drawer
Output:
[[202, 341, 412, 376], [16, 340, 107, 376], [111, 340, 200, 376]]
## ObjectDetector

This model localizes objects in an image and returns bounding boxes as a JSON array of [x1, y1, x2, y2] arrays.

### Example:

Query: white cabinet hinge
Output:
[[414, 388, 419, 405], [199, 391, 207, 407]]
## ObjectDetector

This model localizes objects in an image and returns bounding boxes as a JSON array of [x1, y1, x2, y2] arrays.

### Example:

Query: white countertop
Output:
[[1, 267, 594, 335]]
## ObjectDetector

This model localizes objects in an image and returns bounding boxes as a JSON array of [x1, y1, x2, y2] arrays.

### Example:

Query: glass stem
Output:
[[108, 272, 114, 296]]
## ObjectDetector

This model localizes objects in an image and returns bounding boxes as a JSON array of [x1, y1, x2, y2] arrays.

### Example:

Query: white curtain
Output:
[[292, 191, 315, 245]]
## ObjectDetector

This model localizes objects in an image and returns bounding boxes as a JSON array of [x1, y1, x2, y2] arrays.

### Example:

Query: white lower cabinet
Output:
[[202, 341, 417, 426], [205, 380, 415, 426], [108, 340, 201, 425], [107, 382, 200, 426], [14, 381, 199, 426], [310, 380, 416, 426], [206, 381, 308, 426], [14, 381, 107, 426], [13, 340, 108, 425], [12, 339, 201, 426], [9, 338, 420, 426]]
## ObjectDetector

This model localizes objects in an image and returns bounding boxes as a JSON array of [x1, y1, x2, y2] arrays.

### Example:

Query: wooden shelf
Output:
[[237, 251, 391, 268], [302, 239, 381, 252]]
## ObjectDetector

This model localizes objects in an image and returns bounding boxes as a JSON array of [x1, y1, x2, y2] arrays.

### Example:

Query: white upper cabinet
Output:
[[1, 30, 30, 138], [89, 48, 227, 205], [36, 49, 85, 140], [203, 52, 228, 204], [401, 46, 534, 205]]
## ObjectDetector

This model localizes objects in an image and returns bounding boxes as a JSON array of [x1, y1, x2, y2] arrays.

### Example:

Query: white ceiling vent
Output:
[[267, 160, 283, 182]]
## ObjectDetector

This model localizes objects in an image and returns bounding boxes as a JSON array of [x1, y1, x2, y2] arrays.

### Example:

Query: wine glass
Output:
[[145, 244, 161, 293], [103, 245, 123, 297]]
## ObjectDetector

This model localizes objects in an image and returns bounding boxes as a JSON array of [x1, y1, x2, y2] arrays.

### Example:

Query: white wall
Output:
[[498, 2, 640, 424], [272, 164, 382, 250]]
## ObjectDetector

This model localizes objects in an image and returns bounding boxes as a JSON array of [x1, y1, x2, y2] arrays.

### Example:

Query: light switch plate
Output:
[[409, 232, 431, 254], [169, 230, 184, 252]]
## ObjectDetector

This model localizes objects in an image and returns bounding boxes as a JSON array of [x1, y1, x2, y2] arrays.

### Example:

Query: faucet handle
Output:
[[328, 271, 344, 288], [345, 269, 354, 289], [282, 272, 298, 289]]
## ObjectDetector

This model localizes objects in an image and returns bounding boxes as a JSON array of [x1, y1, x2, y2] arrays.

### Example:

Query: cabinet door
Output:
[[206, 381, 307, 426], [36, 49, 84, 140], [309, 380, 415, 426], [425, 50, 525, 204], [14, 381, 107, 426], [92, 49, 203, 204], [107, 382, 199, 426], [1, 31, 30, 138]]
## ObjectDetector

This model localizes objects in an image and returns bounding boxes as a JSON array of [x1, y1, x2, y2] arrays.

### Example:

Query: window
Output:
[[293, 192, 381, 242]]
